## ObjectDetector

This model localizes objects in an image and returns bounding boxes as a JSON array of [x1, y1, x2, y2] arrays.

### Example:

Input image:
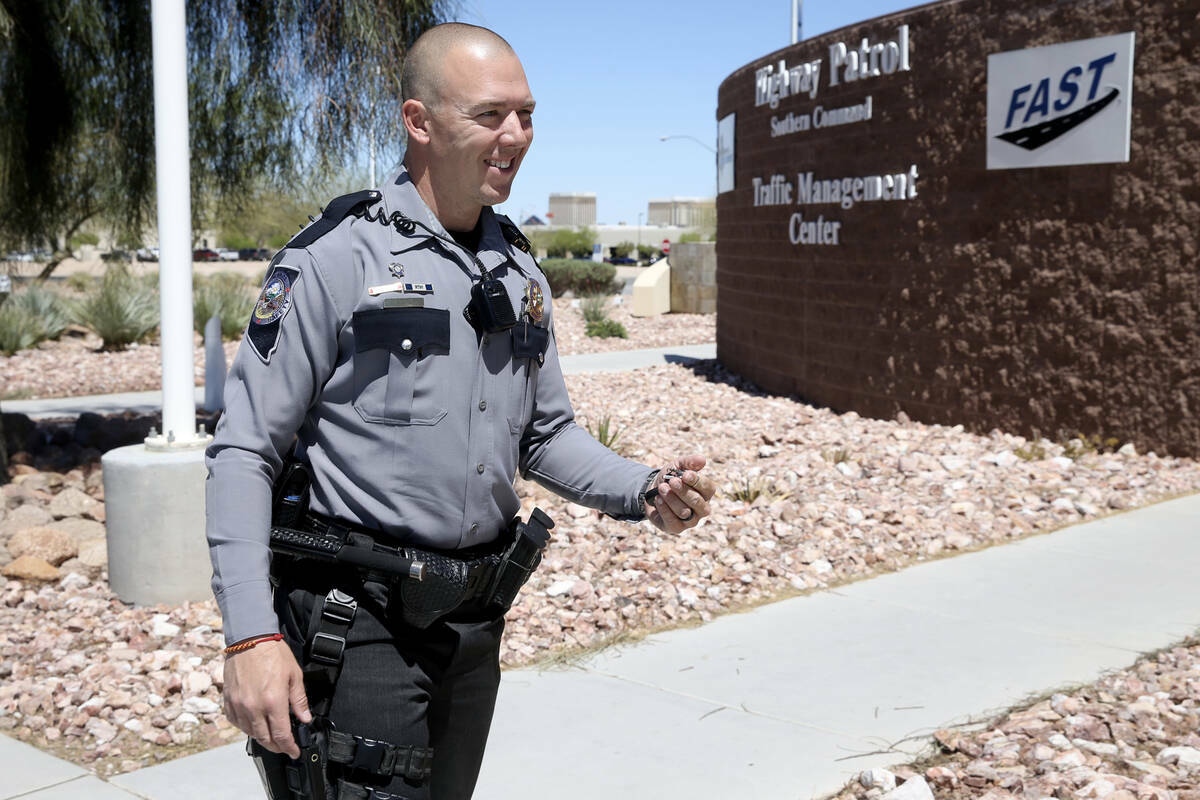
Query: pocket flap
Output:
[[354, 307, 451, 354], [512, 322, 550, 363]]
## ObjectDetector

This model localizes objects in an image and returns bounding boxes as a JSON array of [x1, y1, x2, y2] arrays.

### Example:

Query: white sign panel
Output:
[[717, 113, 736, 193], [987, 32, 1134, 170]]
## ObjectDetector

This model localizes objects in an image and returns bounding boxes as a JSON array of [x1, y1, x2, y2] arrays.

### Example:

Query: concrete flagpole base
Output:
[[102, 443, 213, 605]]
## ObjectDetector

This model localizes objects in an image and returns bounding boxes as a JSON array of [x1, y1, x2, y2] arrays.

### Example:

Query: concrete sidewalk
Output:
[[4, 493, 1197, 799], [0, 343, 717, 420]]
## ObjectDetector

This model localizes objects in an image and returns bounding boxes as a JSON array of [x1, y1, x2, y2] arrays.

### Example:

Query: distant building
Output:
[[647, 197, 716, 228], [521, 214, 547, 227], [548, 192, 597, 227]]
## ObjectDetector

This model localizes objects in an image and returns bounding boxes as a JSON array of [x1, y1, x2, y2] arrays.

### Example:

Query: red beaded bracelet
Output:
[[222, 633, 284, 656]]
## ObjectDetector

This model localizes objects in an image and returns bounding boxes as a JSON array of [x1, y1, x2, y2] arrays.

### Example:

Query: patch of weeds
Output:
[[586, 414, 623, 453], [1014, 438, 1050, 461], [1061, 432, 1122, 460], [585, 318, 628, 338], [194, 273, 255, 339], [65, 273, 95, 293], [730, 476, 791, 504], [580, 294, 608, 324], [69, 264, 160, 350], [823, 447, 850, 464], [1, 387, 36, 400]]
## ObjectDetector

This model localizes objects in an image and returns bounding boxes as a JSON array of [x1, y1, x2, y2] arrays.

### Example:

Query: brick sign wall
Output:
[[715, 0, 1200, 456]]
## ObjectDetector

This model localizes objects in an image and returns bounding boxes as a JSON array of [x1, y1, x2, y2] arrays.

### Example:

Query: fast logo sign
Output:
[[987, 32, 1135, 170]]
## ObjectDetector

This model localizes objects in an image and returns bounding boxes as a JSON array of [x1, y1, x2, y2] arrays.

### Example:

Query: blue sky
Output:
[[453, 0, 920, 225]]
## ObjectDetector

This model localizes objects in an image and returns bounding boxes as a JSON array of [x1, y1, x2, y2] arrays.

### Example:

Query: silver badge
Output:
[[389, 262, 405, 279]]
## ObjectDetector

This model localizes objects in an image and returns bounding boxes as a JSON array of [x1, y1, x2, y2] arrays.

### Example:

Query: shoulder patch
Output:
[[247, 264, 300, 363], [285, 188, 382, 250]]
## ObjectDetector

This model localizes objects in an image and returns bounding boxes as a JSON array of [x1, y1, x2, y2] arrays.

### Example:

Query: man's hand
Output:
[[222, 639, 312, 759], [647, 455, 716, 533]]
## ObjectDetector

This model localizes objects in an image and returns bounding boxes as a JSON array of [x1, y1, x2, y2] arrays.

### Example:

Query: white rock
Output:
[[184, 671, 213, 695], [1074, 739, 1119, 757], [1048, 733, 1072, 749], [938, 455, 967, 472], [182, 697, 220, 715], [86, 717, 118, 743], [810, 559, 833, 575], [147, 693, 164, 707], [859, 768, 897, 791], [1051, 456, 1074, 469], [676, 587, 699, 607], [1117, 442, 1137, 456], [152, 615, 181, 638], [1157, 746, 1200, 767], [546, 580, 575, 598], [880, 776, 933, 800], [1051, 497, 1077, 513], [1078, 778, 1117, 798], [123, 719, 144, 733], [174, 711, 201, 727], [845, 508, 865, 525], [758, 446, 780, 458]]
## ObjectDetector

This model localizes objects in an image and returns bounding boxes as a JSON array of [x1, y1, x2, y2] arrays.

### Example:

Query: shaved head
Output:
[[402, 23, 516, 111]]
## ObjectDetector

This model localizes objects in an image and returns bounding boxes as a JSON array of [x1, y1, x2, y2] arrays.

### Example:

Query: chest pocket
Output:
[[508, 322, 550, 433], [352, 307, 450, 426]]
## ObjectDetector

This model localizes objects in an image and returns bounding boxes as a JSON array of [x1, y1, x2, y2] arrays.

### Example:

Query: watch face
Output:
[[253, 271, 293, 325], [525, 280, 545, 323]]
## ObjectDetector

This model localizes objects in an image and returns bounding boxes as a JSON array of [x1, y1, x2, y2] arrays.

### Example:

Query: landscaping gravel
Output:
[[2, 360, 1199, 779], [0, 297, 714, 400]]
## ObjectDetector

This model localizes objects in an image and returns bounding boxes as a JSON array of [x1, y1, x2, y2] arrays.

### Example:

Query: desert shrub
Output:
[[580, 294, 608, 324], [70, 264, 159, 349], [194, 273, 256, 339], [0, 300, 39, 355], [65, 273, 95, 292], [584, 318, 627, 339], [10, 285, 71, 340], [539, 259, 616, 296], [585, 415, 623, 453]]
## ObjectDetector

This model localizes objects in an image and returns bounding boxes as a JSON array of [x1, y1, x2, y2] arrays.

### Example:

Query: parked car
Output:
[[136, 247, 159, 261], [5, 251, 34, 262], [238, 247, 272, 260], [100, 250, 131, 262], [606, 256, 637, 265], [193, 248, 220, 262], [217, 249, 239, 261]]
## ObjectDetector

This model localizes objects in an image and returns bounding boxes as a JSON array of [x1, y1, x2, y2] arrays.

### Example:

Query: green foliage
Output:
[[69, 265, 159, 349], [636, 244, 659, 260], [586, 415, 623, 453], [68, 232, 100, 249], [539, 259, 616, 297], [730, 477, 791, 504], [534, 227, 595, 259], [0, 299, 39, 355], [65, 273, 95, 292], [1014, 439, 1049, 461], [219, 232, 256, 251], [580, 295, 608, 324], [9, 284, 70, 340], [678, 232, 702, 244], [194, 273, 255, 339], [0, 1, 449, 277], [610, 241, 634, 259], [1061, 432, 1122, 460], [584, 318, 627, 339]]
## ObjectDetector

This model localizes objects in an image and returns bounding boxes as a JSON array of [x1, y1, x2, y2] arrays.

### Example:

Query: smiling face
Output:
[[411, 44, 535, 230]]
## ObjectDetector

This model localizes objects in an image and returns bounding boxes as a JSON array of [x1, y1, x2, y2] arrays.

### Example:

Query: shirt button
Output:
[[401, 338, 413, 351], [478, 400, 487, 411], [470, 523, 479, 535], [476, 463, 485, 474]]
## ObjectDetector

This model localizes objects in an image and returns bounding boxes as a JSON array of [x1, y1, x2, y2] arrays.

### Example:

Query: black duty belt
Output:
[[268, 508, 554, 629]]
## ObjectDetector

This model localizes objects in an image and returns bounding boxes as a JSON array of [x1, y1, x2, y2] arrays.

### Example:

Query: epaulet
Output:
[[286, 189, 382, 250], [495, 214, 533, 254]]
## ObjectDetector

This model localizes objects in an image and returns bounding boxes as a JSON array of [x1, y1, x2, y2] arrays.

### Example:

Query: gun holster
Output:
[[272, 458, 312, 528], [246, 720, 328, 800]]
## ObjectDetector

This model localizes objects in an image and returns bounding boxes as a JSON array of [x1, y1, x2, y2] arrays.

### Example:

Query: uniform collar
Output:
[[381, 166, 511, 272]]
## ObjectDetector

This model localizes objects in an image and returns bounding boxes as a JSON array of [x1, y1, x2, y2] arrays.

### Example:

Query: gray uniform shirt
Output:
[[206, 167, 653, 645]]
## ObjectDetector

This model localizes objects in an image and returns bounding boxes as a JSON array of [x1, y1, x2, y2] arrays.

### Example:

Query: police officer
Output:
[[207, 22, 716, 800]]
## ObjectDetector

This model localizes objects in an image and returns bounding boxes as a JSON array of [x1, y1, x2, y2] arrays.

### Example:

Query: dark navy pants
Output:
[[273, 577, 505, 800]]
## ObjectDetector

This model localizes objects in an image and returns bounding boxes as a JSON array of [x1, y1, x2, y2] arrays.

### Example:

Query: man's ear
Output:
[[402, 98, 432, 145]]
